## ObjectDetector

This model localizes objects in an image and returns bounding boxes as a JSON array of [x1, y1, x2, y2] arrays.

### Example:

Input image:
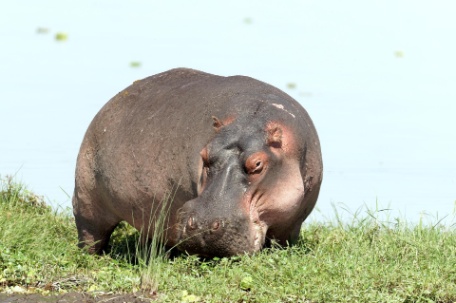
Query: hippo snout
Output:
[[177, 204, 256, 257], [178, 214, 229, 256]]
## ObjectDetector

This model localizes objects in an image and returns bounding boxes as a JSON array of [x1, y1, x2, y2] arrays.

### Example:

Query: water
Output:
[[1, 0, 455, 224]]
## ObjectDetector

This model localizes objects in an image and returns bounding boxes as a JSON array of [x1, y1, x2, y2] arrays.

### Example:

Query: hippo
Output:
[[72, 68, 322, 257]]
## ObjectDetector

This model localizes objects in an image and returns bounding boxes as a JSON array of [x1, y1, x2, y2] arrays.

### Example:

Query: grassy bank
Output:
[[1, 177, 455, 302]]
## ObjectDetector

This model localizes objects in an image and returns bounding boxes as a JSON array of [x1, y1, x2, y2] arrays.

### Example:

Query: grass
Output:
[[1, 176, 456, 302]]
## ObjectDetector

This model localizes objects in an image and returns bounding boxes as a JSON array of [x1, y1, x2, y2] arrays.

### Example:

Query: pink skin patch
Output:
[[244, 157, 305, 245], [245, 122, 305, 244], [197, 147, 209, 195], [266, 122, 298, 157]]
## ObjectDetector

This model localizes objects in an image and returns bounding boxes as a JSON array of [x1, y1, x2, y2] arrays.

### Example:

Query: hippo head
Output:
[[176, 114, 306, 257]]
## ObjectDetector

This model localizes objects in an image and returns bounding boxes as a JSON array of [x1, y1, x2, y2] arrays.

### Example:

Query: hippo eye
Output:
[[252, 160, 263, 174], [245, 152, 267, 175]]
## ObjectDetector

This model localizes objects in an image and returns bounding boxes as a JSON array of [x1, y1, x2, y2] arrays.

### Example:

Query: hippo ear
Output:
[[267, 125, 282, 148], [212, 116, 224, 132]]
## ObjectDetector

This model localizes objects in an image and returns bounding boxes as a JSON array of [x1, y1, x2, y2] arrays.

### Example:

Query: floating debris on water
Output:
[[55, 32, 68, 41], [394, 50, 404, 58], [36, 27, 49, 34], [244, 18, 253, 24], [286, 82, 297, 90]]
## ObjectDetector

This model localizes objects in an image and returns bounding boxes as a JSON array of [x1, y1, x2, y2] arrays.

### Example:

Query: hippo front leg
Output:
[[72, 190, 121, 254]]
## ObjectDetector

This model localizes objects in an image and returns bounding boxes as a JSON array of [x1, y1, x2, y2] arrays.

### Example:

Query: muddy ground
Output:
[[0, 293, 154, 303]]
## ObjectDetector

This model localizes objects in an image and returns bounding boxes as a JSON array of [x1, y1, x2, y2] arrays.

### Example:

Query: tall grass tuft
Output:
[[94, 188, 177, 297], [135, 188, 177, 296]]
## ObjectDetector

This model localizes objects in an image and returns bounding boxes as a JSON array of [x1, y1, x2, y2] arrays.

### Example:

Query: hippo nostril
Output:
[[187, 216, 197, 230], [211, 220, 220, 231]]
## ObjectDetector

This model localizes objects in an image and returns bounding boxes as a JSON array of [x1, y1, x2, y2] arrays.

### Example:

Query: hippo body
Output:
[[73, 68, 322, 257]]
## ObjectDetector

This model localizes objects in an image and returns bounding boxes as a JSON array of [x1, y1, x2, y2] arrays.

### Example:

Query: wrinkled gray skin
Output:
[[73, 68, 323, 257]]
